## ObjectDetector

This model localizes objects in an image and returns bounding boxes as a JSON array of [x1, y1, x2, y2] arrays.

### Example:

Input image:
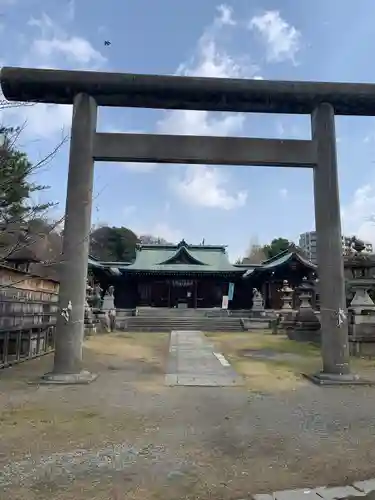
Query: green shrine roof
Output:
[[110, 239, 242, 274], [243, 248, 316, 278], [262, 248, 316, 269], [88, 242, 316, 277]]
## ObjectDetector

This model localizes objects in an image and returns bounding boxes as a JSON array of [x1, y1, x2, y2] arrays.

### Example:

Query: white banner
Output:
[[221, 295, 229, 310]]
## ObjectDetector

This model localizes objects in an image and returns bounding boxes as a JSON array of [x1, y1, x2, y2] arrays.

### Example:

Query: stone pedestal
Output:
[[102, 295, 115, 311], [102, 285, 115, 311], [349, 312, 375, 357], [290, 278, 321, 343], [97, 311, 111, 333], [251, 288, 265, 318]]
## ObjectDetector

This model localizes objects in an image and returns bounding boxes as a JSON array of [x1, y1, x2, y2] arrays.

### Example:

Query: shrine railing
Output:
[[0, 287, 58, 369]]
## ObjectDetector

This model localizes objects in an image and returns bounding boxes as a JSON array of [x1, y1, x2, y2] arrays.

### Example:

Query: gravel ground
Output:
[[1, 333, 375, 499]]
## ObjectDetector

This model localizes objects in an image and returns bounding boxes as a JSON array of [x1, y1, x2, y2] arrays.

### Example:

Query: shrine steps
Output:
[[115, 315, 244, 332], [127, 307, 273, 318]]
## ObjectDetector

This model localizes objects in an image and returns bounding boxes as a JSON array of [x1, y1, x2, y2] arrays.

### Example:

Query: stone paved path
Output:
[[255, 479, 375, 500], [165, 330, 243, 386]]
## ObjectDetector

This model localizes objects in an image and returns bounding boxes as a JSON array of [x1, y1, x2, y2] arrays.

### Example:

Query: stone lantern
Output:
[[346, 238, 375, 315], [345, 237, 375, 357], [280, 280, 294, 310], [290, 277, 321, 343], [84, 280, 96, 336], [278, 280, 295, 333]]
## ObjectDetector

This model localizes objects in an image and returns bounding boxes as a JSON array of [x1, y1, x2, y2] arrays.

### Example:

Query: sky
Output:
[[1, 0, 375, 262]]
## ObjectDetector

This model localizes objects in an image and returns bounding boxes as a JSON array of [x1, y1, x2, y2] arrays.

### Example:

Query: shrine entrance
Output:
[[169, 279, 195, 309], [3, 65, 373, 382]]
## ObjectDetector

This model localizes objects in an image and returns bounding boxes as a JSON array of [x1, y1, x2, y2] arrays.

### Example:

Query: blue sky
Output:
[[1, 0, 375, 261]]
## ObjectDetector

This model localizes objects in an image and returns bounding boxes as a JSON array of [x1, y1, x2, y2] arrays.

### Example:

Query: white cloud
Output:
[[177, 34, 241, 79], [279, 187, 288, 199], [32, 37, 105, 66], [121, 162, 156, 173], [363, 131, 375, 144], [133, 221, 182, 243], [1, 14, 106, 140], [28, 13, 63, 39], [249, 10, 301, 64], [0, 92, 73, 139], [172, 165, 247, 210], [177, 5, 259, 80], [123, 205, 136, 218], [277, 121, 286, 137], [158, 109, 244, 137], [216, 4, 236, 26], [342, 183, 375, 244], [158, 7, 250, 208], [275, 119, 308, 139], [151, 222, 182, 243], [158, 108, 247, 209], [27, 14, 105, 69], [67, 0, 75, 21]]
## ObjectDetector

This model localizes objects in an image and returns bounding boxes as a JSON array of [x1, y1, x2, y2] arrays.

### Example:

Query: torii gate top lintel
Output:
[[1, 66, 375, 116]]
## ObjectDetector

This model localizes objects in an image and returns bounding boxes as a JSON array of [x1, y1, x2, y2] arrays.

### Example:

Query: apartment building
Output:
[[299, 231, 318, 264], [298, 231, 373, 265]]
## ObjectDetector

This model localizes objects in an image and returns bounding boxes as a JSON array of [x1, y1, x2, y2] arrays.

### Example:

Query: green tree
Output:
[[90, 226, 173, 262], [90, 226, 139, 262], [262, 237, 291, 259], [0, 126, 60, 263], [0, 126, 55, 225]]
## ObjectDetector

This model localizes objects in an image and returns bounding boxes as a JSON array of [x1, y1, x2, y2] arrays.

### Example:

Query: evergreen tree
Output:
[[0, 126, 54, 225]]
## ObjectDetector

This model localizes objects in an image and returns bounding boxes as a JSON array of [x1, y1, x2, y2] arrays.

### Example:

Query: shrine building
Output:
[[88, 239, 317, 310]]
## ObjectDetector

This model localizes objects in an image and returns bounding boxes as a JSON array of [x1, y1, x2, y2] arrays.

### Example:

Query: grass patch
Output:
[[206, 331, 321, 392], [0, 402, 151, 462], [0, 406, 102, 428], [207, 331, 319, 357], [206, 331, 375, 391], [84, 331, 169, 362]]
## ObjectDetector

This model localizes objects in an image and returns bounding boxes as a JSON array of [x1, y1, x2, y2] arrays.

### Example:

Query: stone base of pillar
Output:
[[303, 372, 375, 386], [39, 370, 99, 385]]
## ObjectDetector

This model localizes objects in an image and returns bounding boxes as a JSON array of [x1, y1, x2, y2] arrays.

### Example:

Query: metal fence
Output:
[[0, 287, 58, 369]]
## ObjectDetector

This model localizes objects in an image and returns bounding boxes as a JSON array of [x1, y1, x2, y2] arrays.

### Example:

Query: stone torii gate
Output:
[[2, 67, 373, 384]]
